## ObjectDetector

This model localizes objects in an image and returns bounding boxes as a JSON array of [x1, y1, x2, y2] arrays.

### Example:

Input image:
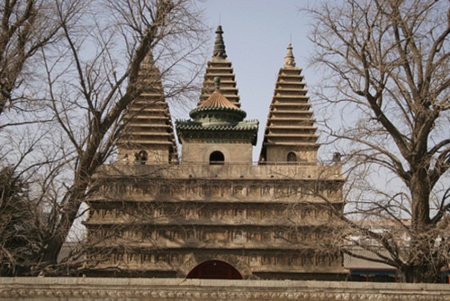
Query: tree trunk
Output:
[[404, 170, 437, 283], [402, 263, 440, 283]]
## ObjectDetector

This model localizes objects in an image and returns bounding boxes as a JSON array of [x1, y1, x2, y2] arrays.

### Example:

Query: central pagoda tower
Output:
[[176, 77, 258, 164]]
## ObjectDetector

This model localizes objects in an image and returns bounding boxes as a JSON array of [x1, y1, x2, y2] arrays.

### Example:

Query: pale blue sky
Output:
[[198, 0, 320, 160]]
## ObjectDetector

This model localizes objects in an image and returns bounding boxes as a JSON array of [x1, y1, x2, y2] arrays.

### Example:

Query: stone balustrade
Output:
[[1, 278, 450, 300]]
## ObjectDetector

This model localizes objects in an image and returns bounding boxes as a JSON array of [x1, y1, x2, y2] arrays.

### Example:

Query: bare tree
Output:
[[304, 0, 450, 282], [0, 0, 206, 275], [0, 0, 66, 115]]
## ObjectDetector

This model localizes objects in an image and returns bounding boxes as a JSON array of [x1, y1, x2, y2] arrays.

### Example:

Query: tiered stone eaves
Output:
[[199, 26, 241, 108], [261, 44, 319, 152], [118, 54, 178, 161]]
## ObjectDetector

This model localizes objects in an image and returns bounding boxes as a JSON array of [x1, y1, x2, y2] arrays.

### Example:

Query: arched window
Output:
[[209, 151, 225, 165], [287, 152, 297, 163], [136, 150, 148, 165]]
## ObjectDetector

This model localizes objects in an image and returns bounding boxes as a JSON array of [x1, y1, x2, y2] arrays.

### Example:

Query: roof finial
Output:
[[213, 25, 227, 60], [284, 43, 296, 67], [214, 76, 221, 92]]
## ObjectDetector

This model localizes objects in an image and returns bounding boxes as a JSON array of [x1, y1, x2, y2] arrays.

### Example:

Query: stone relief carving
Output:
[[1, 281, 449, 301]]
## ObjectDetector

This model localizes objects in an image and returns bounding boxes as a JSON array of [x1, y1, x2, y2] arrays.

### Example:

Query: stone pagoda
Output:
[[83, 26, 347, 280], [117, 53, 178, 165], [260, 43, 319, 164]]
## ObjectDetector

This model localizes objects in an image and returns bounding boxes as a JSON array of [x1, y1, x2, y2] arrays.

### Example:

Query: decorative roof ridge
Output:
[[176, 123, 259, 131], [191, 105, 245, 114]]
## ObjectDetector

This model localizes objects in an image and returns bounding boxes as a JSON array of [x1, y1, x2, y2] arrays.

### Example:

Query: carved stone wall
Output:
[[1, 278, 450, 300], [85, 164, 347, 280], [84, 163, 346, 279]]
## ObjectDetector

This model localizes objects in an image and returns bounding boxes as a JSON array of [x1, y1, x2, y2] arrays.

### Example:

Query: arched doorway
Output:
[[209, 151, 225, 165], [186, 260, 243, 279]]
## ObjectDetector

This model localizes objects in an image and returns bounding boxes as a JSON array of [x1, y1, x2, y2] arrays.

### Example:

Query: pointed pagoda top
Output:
[[212, 25, 227, 60], [284, 43, 296, 68], [198, 25, 241, 107]]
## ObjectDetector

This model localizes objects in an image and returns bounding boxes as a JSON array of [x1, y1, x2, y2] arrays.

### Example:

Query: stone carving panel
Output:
[[2, 278, 450, 300]]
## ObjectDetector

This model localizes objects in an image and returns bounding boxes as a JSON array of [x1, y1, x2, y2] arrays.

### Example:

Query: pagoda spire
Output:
[[284, 43, 296, 67], [212, 25, 227, 60], [198, 25, 241, 107]]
